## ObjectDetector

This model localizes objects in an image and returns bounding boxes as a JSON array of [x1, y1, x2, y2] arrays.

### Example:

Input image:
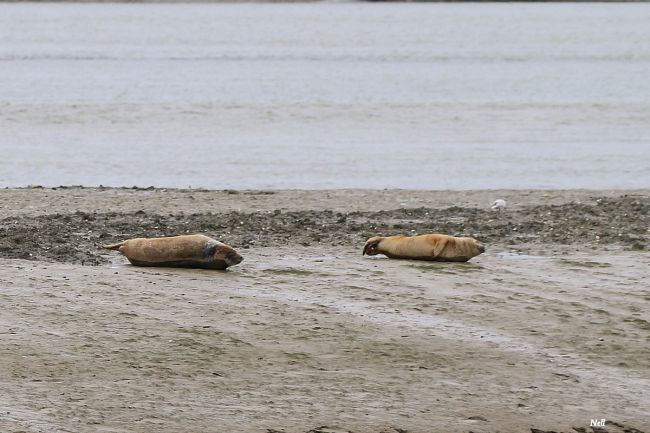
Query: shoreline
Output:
[[3, 185, 649, 213], [2, 1, 649, 3]]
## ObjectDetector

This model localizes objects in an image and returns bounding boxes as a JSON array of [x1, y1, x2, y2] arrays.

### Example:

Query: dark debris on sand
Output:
[[0, 195, 648, 265]]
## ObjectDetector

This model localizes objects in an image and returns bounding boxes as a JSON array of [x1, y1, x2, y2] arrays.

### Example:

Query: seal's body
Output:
[[363, 234, 484, 262], [102, 234, 243, 269]]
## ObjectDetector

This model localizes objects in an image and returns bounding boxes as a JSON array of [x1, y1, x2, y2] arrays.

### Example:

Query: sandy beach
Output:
[[0, 187, 648, 433]]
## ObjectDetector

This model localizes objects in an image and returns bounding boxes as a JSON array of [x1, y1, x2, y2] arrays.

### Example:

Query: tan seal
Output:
[[363, 234, 485, 262], [102, 234, 243, 269]]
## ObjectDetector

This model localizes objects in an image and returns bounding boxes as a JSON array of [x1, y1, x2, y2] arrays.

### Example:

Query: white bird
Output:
[[491, 199, 507, 210]]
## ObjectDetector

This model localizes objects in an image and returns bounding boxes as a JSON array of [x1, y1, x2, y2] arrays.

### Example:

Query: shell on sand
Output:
[[102, 234, 243, 270], [363, 234, 485, 262]]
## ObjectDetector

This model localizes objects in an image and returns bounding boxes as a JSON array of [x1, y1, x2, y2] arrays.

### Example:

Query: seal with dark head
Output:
[[363, 234, 485, 262], [102, 234, 243, 270]]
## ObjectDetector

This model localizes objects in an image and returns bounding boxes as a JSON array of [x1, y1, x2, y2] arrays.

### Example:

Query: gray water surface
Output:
[[1, 3, 649, 189]]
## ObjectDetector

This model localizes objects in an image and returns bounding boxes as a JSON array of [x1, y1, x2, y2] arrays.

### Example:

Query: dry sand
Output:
[[0, 188, 648, 433]]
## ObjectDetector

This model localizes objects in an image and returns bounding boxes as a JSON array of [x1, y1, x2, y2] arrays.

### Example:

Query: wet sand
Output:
[[0, 188, 648, 433]]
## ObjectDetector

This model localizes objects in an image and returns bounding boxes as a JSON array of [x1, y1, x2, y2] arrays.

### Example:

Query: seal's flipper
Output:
[[102, 242, 126, 251]]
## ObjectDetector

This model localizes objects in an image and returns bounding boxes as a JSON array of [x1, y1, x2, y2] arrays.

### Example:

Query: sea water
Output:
[[1, 3, 649, 189]]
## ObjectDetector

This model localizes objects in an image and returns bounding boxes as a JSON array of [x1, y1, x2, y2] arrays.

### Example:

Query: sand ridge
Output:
[[0, 188, 648, 265]]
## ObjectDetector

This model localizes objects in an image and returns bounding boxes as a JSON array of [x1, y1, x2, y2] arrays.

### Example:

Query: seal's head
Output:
[[362, 236, 384, 256], [206, 241, 243, 267], [222, 247, 243, 267], [221, 245, 244, 266], [459, 238, 485, 259]]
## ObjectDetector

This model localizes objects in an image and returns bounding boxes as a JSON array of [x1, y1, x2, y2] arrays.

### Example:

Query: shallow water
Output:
[[1, 3, 649, 189]]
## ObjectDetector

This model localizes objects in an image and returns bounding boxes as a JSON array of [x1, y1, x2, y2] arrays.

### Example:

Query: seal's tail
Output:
[[102, 241, 125, 251]]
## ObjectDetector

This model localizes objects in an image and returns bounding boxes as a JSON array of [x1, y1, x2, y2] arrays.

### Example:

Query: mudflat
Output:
[[0, 188, 648, 433]]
